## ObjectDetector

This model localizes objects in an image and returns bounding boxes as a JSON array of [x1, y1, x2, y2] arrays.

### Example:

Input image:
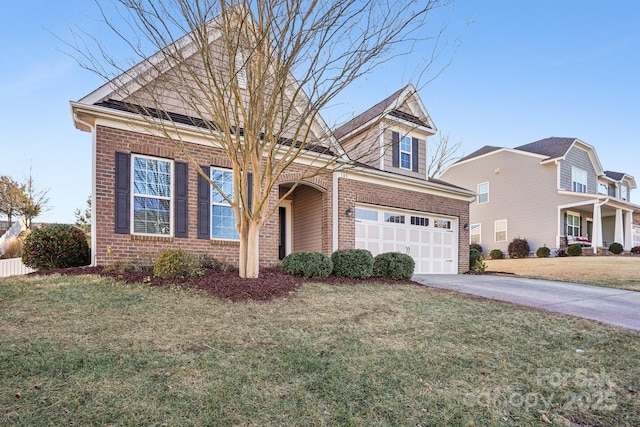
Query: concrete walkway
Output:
[[412, 274, 640, 331]]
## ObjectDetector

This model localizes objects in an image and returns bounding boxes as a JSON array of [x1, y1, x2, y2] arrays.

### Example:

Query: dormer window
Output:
[[400, 135, 412, 169], [598, 182, 609, 196], [621, 185, 628, 201]]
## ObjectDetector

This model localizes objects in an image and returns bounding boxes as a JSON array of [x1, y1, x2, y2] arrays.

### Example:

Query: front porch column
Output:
[[591, 203, 602, 250], [614, 208, 624, 246], [624, 210, 633, 251]]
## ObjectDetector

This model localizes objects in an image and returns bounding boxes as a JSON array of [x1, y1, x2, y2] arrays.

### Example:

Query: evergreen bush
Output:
[[281, 251, 333, 279], [567, 244, 582, 257], [536, 246, 551, 258], [373, 252, 415, 280], [153, 248, 201, 280], [469, 249, 482, 270], [331, 249, 374, 279], [22, 224, 90, 270], [608, 242, 624, 255], [489, 249, 504, 260]]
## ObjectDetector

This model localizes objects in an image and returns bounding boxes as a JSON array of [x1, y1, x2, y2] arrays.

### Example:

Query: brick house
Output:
[[71, 19, 475, 274]]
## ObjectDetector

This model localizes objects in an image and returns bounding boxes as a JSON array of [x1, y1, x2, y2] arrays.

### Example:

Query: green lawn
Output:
[[1, 274, 639, 426]]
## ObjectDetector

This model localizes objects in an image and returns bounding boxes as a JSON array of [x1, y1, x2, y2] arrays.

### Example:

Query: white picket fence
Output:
[[0, 257, 35, 278]]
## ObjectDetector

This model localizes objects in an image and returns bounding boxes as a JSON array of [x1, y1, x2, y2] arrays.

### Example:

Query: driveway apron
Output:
[[412, 274, 640, 331]]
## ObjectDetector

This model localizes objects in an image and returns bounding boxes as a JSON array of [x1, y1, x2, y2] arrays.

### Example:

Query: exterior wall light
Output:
[[346, 207, 354, 217]]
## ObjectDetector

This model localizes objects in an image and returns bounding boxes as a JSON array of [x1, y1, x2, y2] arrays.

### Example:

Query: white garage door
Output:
[[354, 205, 458, 274]]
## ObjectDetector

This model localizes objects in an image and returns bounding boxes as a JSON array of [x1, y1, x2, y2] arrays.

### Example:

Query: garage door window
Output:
[[355, 208, 378, 221], [410, 216, 429, 227], [384, 213, 405, 224], [434, 219, 451, 229]]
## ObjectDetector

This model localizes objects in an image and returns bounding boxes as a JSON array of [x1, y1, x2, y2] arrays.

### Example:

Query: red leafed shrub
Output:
[[22, 224, 90, 270]]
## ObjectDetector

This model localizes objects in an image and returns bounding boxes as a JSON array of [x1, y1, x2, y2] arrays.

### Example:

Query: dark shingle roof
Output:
[[333, 86, 431, 140], [604, 171, 625, 181], [514, 137, 576, 159], [456, 145, 503, 163]]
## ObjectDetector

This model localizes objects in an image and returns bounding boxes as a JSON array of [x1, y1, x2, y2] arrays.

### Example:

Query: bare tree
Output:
[[0, 175, 27, 227], [19, 170, 50, 229], [427, 131, 462, 178], [71, 0, 452, 278]]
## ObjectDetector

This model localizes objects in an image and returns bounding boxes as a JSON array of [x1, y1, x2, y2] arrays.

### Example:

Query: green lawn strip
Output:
[[512, 274, 640, 291], [1, 275, 638, 426]]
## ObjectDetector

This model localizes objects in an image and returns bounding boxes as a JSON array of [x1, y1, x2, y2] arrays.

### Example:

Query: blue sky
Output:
[[1, 1, 638, 223]]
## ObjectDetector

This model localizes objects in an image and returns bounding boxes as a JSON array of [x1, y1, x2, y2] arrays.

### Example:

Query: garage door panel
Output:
[[354, 206, 458, 274]]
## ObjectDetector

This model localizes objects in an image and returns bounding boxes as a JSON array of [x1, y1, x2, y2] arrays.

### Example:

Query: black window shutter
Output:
[[247, 172, 253, 215], [174, 162, 188, 238], [197, 166, 210, 239], [114, 152, 131, 234], [412, 138, 419, 172], [392, 132, 399, 168]]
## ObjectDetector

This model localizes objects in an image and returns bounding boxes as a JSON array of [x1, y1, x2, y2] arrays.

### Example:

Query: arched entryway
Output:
[[278, 182, 326, 259]]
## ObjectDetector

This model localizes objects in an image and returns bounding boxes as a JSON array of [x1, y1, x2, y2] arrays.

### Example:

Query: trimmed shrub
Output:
[[198, 253, 224, 271], [469, 249, 482, 270], [608, 242, 624, 255], [281, 251, 333, 279], [331, 249, 374, 279], [489, 249, 504, 260], [373, 252, 415, 280], [153, 248, 201, 280], [22, 224, 90, 270], [631, 246, 640, 254], [508, 238, 530, 259], [567, 244, 582, 257], [536, 246, 551, 258], [469, 243, 483, 254]]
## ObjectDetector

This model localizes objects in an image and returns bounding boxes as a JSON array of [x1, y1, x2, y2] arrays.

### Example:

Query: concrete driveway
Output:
[[412, 274, 640, 331]]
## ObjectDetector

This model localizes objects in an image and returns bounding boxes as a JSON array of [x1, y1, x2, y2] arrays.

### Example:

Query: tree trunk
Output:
[[239, 219, 260, 279]]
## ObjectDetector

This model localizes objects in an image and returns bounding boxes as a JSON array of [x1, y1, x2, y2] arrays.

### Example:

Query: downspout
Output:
[[73, 112, 97, 267], [332, 170, 339, 252]]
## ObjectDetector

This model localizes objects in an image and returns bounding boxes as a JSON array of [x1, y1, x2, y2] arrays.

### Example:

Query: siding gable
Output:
[[560, 146, 597, 193]]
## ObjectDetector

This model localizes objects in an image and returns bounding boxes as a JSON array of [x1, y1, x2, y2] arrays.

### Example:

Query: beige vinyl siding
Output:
[[341, 127, 382, 169], [292, 186, 323, 252], [441, 150, 559, 254]]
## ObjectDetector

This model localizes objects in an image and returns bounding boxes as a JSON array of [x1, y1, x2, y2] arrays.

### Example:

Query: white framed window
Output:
[[355, 208, 378, 221], [410, 216, 429, 227], [211, 167, 239, 240], [572, 167, 587, 193], [494, 219, 507, 242], [478, 182, 489, 204], [434, 219, 452, 229], [400, 135, 412, 170], [132, 154, 173, 236], [567, 212, 580, 236], [470, 223, 481, 244], [598, 182, 609, 196], [620, 185, 628, 201]]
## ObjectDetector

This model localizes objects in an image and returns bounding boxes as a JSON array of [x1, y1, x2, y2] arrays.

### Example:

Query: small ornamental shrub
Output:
[[22, 224, 90, 270], [281, 251, 333, 279], [331, 249, 374, 279], [567, 244, 582, 257], [489, 249, 504, 260], [608, 242, 624, 255], [469, 243, 483, 254], [536, 246, 551, 258], [508, 238, 530, 259], [373, 252, 415, 280], [469, 249, 482, 270], [631, 246, 640, 254], [198, 253, 224, 271], [153, 248, 201, 280]]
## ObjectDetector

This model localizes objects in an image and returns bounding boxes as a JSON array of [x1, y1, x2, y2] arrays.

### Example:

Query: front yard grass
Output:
[[1, 274, 639, 426], [484, 256, 640, 291]]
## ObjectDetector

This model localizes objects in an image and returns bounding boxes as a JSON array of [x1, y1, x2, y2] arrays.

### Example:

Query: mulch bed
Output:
[[30, 266, 415, 302]]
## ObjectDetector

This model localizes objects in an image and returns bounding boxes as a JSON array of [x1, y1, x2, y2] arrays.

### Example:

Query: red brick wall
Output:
[[336, 177, 470, 273], [94, 124, 469, 272]]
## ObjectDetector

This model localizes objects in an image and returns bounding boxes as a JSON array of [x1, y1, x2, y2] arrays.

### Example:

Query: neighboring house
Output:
[[440, 137, 640, 255], [71, 18, 475, 273]]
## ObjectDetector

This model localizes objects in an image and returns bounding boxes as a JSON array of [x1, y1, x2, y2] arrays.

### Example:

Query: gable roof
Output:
[[605, 170, 637, 189], [333, 84, 435, 140], [456, 145, 503, 163]]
